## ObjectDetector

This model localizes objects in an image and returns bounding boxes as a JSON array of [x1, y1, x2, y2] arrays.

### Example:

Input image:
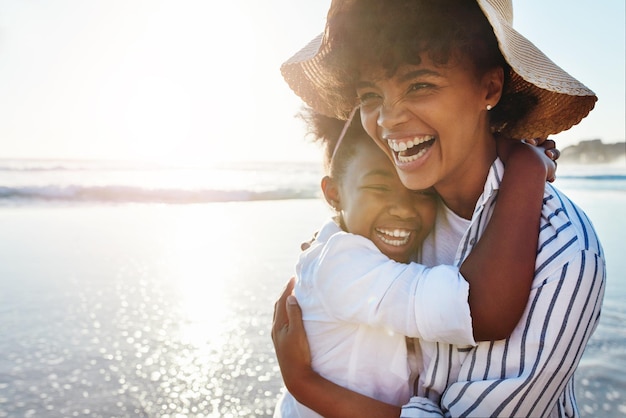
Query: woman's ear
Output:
[[483, 66, 504, 109], [321, 176, 341, 210]]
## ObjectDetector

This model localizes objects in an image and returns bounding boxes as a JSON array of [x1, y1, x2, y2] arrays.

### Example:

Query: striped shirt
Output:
[[404, 158, 606, 418]]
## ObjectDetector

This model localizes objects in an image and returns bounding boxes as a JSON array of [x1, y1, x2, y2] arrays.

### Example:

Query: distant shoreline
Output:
[[560, 139, 626, 165]]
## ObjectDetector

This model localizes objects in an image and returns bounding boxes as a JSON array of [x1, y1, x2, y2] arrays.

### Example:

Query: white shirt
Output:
[[402, 158, 606, 418], [420, 202, 469, 267], [275, 219, 476, 418]]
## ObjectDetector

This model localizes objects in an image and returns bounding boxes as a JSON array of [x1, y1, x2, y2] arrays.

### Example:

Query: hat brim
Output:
[[281, 32, 358, 120], [281, 0, 597, 139], [477, 0, 597, 138]]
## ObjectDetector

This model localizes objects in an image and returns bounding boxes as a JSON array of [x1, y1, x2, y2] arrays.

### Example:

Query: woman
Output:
[[273, 0, 605, 417]]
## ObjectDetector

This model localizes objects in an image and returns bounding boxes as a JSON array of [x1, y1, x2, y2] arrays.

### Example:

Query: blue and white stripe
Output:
[[406, 159, 606, 418]]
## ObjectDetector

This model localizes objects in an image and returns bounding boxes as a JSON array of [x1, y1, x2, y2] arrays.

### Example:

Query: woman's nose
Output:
[[377, 96, 408, 129]]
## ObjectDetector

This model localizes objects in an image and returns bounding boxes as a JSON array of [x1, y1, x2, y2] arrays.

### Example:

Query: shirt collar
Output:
[[315, 218, 343, 243], [472, 157, 504, 216]]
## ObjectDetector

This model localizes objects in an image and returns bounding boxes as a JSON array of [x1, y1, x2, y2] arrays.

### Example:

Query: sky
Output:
[[0, 0, 624, 164]]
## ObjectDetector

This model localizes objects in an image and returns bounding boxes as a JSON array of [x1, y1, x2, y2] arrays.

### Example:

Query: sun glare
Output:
[[96, 0, 275, 167], [165, 205, 243, 347]]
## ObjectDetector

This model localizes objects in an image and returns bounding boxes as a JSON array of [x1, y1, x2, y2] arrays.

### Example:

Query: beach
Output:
[[0, 160, 625, 417], [0, 200, 322, 417]]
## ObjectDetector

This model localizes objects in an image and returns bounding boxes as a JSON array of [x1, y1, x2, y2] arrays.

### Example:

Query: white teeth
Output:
[[379, 235, 410, 246], [378, 228, 410, 237], [387, 136, 434, 153], [398, 146, 429, 163], [376, 229, 411, 246]]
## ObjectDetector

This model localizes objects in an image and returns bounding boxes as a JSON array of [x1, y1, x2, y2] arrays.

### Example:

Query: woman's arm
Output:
[[461, 137, 555, 341], [272, 140, 557, 416], [272, 278, 402, 418]]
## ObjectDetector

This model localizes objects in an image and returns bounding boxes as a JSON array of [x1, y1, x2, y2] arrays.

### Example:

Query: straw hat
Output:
[[281, 0, 597, 139]]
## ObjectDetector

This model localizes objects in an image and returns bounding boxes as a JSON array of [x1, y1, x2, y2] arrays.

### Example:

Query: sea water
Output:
[[0, 159, 624, 417]]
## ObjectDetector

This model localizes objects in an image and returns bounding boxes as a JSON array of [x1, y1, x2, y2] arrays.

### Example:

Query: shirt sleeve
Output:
[[310, 232, 476, 346], [439, 249, 606, 417]]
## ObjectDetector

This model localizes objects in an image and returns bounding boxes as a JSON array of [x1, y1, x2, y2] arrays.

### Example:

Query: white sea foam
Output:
[[1, 159, 624, 204], [0, 159, 323, 204]]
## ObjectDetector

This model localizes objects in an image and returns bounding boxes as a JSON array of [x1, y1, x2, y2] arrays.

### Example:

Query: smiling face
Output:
[[330, 138, 437, 263], [319, 0, 509, 216], [356, 56, 503, 210]]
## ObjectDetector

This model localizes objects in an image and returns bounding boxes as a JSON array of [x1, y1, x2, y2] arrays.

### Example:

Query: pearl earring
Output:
[[486, 104, 493, 111]]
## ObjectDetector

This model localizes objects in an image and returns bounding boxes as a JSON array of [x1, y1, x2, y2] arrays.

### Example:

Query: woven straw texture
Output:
[[280, 0, 597, 139]]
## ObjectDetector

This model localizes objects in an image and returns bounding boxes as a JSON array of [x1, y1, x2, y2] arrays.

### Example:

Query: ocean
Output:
[[0, 158, 624, 417]]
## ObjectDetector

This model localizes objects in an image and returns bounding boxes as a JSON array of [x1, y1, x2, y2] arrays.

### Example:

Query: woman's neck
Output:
[[436, 136, 497, 220]]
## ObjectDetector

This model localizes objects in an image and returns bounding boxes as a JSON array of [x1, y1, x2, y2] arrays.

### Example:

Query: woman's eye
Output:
[[357, 92, 382, 106], [408, 82, 434, 92]]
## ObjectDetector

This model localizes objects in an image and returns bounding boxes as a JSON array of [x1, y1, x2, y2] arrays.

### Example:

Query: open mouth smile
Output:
[[387, 135, 435, 163], [375, 228, 412, 246]]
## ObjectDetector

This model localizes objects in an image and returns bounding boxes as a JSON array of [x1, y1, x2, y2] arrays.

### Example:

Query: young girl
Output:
[[274, 108, 556, 417]]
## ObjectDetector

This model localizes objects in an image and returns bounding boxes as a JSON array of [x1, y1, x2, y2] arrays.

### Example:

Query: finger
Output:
[[272, 278, 296, 337], [272, 297, 288, 344], [542, 139, 556, 150], [547, 148, 560, 161], [300, 231, 319, 251], [285, 277, 295, 294], [275, 277, 295, 303], [285, 295, 304, 336], [273, 278, 295, 323]]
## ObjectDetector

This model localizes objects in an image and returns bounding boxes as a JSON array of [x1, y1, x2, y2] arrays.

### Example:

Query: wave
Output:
[[556, 173, 626, 192], [0, 159, 150, 172], [0, 159, 623, 205], [0, 185, 320, 204], [0, 159, 321, 173], [559, 174, 626, 181], [2, 177, 622, 205]]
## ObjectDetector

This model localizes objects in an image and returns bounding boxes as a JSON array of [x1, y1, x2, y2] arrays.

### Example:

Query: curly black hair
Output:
[[323, 0, 537, 134]]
